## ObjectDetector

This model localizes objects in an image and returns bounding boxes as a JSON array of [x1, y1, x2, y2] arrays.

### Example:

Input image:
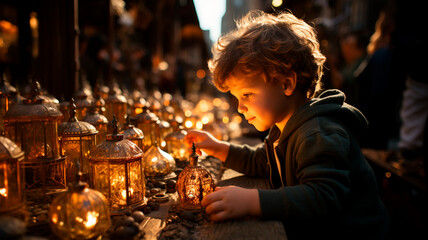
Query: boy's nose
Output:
[[237, 102, 247, 114]]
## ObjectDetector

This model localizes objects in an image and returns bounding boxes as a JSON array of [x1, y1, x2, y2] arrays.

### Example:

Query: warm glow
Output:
[[51, 213, 58, 224], [134, 108, 143, 115], [198, 100, 209, 112], [196, 69, 206, 79], [158, 61, 169, 71], [184, 110, 192, 118], [161, 141, 166, 148], [195, 121, 203, 130], [272, 0, 283, 8], [201, 116, 210, 125], [213, 98, 222, 107], [84, 211, 98, 228], [0, 188, 7, 197], [232, 115, 242, 124], [151, 157, 158, 163], [185, 120, 193, 128], [121, 187, 134, 200], [222, 116, 229, 124]]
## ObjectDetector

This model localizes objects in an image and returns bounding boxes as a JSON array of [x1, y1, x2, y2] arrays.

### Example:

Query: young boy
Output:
[[185, 10, 389, 239]]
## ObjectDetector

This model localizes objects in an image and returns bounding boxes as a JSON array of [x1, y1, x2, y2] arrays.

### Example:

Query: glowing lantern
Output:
[[88, 116, 146, 215], [58, 99, 98, 183], [143, 141, 176, 178], [121, 117, 144, 151], [134, 106, 159, 151], [176, 143, 215, 210], [0, 74, 16, 132], [165, 120, 187, 167], [49, 163, 110, 240], [3, 81, 66, 200], [0, 136, 26, 219], [83, 105, 108, 147], [105, 87, 127, 129]]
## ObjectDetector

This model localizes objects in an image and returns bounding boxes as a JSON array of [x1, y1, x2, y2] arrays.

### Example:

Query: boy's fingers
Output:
[[204, 200, 224, 215], [210, 210, 228, 222]]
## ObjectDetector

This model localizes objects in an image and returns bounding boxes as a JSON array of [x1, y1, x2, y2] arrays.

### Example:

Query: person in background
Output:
[[185, 10, 389, 240]]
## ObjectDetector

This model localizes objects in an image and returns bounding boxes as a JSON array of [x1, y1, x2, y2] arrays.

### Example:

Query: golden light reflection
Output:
[[185, 120, 193, 128], [195, 121, 203, 130], [0, 188, 7, 197], [84, 211, 99, 228], [51, 213, 58, 224]]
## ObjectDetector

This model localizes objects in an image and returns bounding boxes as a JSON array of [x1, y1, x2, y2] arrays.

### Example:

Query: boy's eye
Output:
[[242, 93, 253, 98]]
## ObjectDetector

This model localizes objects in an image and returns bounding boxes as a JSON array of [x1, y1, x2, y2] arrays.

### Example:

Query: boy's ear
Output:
[[281, 71, 297, 96]]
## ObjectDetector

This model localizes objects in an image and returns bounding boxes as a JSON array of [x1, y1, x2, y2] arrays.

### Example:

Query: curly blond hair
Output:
[[209, 10, 326, 98]]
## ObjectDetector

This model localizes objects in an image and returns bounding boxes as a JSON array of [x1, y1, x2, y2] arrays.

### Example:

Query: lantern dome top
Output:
[[58, 98, 98, 136], [0, 136, 24, 160], [84, 110, 108, 125], [0, 73, 17, 95], [4, 81, 62, 120], [134, 107, 159, 123], [122, 119, 144, 140], [89, 139, 143, 161]]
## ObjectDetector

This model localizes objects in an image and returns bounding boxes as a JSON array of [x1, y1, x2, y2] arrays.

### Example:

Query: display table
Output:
[[142, 168, 287, 240]]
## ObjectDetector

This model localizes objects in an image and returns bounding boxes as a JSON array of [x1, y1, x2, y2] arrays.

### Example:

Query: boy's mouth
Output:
[[246, 116, 255, 123]]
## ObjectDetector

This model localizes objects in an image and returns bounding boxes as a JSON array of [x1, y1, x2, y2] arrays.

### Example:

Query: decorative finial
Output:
[[192, 142, 196, 154], [112, 115, 118, 135], [189, 142, 199, 166], [68, 98, 78, 122]]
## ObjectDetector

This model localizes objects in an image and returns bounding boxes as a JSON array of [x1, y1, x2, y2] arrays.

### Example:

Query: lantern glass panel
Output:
[[0, 161, 20, 209], [62, 136, 95, 182]]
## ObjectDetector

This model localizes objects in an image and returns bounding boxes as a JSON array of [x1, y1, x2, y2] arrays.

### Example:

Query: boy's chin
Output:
[[252, 123, 270, 132]]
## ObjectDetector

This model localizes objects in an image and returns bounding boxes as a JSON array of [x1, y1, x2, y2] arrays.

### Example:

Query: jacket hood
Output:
[[278, 89, 368, 143]]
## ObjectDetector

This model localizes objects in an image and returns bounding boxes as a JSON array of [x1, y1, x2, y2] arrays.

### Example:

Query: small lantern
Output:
[[0, 136, 26, 219], [121, 117, 144, 151], [3, 81, 66, 200], [49, 162, 110, 240], [165, 120, 188, 167], [105, 87, 127, 128], [157, 120, 172, 150], [89, 116, 146, 215], [0, 74, 17, 132], [83, 105, 109, 146], [176, 143, 215, 211], [134, 106, 159, 151], [143, 141, 176, 178], [58, 99, 98, 183]]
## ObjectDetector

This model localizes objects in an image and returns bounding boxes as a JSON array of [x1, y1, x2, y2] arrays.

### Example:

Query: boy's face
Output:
[[228, 71, 289, 132]]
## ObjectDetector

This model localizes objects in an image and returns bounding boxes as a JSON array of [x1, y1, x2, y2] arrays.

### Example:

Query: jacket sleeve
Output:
[[223, 142, 270, 177], [259, 129, 352, 220]]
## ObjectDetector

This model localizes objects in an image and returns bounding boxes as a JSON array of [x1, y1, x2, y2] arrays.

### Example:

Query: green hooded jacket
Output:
[[224, 89, 389, 239]]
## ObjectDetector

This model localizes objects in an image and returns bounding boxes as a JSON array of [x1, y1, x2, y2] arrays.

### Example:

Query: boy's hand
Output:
[[185, 130, 230, 162], [201, 186, 261, 222]]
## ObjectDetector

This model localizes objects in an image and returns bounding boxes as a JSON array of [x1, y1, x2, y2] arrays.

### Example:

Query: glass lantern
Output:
[[3, 81, 66, 201], [121, 117, 144, 151], [59, 99, 98, 183], [0, 136, 26, 219], [176, 143, 215, 211], [165, 120, 188, 168], [134, 106, 159, 151], [83, 105, 108, 146], [89, 116, 146, 215], [49, 166, 110, 240], [143, 141, 176, 179], [0, 74, 17, 132], [105, 87, 127, 129]]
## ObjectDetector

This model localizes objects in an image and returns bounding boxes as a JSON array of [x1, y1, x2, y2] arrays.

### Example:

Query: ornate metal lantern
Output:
[[165, 120, 187, 167], [121, 117, 144, 151], [89, 116, 146, 215], [143, 141, 176, 178], [0, 136, 26, 219], [105, 87, 127, 128], [3, 81, 66, 200], [134, 106, 159, 151], [83, 105, 108, 146], [176, 143, 215, 211], [49, 164, 110, 240], [0, 74, 17, 132], [58, 99, 98, 183]]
